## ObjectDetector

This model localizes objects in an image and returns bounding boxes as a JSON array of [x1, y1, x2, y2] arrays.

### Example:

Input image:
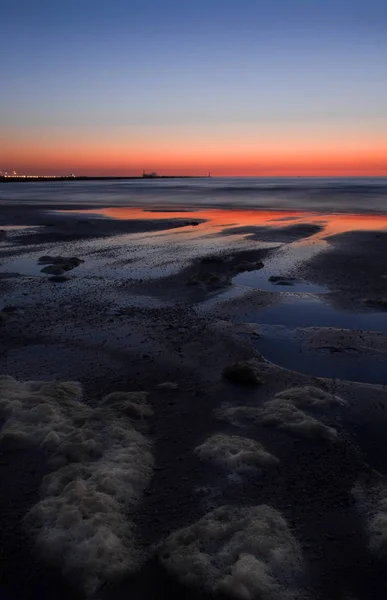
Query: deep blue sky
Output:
[[1, 0, 386, 175]]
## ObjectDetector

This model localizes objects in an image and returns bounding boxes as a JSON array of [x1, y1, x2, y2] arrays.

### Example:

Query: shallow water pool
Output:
[[254, 324, 387, 384], [242, 295, 387, 331], [238, 295, 387, 383]]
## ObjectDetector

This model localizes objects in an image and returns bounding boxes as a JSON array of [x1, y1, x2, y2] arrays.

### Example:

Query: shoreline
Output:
[[2, 199, 387, 599]]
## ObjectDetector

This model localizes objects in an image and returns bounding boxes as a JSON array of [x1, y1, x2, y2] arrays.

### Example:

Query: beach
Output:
[[1, 177, 387, 600]]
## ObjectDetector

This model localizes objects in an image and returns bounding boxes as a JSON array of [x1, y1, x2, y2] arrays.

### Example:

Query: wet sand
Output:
[[0, 204, 204, 245], [1, 203, 387, 599], [300, 230, 387, 309]]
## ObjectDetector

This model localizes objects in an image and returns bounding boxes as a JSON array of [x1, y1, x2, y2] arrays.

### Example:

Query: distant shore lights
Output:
[[0, 171, 76, 179]]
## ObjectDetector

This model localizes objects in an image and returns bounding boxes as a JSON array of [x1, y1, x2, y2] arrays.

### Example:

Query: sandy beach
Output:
[[1, 180, 387, 600]]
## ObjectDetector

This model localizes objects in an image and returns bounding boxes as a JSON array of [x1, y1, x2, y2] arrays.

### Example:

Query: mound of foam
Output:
[[27, 419, 152, 594], [215, 405, 262, 428], [353, 482, 387, 559], [158, 504, 302, 599], [0, 376, 87, 450], [215, 384, 344, 442], [258, 399, 338, 441], [101, 391, 152, 420], [195, 434, 278, 473], [0, 376, 153, 594], [216, 403, 337, 441], [275, 386, 347, 409], [368, 499, 387, 557]]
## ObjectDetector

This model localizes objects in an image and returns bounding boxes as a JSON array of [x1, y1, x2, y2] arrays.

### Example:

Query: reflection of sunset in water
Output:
[[70, 207, 387, 243]]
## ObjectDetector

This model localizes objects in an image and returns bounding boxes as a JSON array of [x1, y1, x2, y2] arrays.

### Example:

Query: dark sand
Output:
[[220, 222, 323, 242], [299, 230, 387, 310], [1, 205, 387, 600], [0, 204, 204, 245]]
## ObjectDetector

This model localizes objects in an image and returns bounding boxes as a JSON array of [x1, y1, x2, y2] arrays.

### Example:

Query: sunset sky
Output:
[[1, 0, 387, 176]]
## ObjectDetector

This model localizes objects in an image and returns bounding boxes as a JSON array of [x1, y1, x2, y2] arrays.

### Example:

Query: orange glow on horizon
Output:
[[2, 129, 387, 177]]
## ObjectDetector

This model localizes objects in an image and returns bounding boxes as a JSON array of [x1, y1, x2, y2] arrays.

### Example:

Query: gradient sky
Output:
[[1, 0, 387, 176]]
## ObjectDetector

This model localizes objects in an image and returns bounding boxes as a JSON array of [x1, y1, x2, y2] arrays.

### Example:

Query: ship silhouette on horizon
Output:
[[142, 170, 211, 178]]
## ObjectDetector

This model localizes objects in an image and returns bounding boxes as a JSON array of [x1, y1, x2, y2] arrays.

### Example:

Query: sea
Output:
[[1, 177, 387, 213]]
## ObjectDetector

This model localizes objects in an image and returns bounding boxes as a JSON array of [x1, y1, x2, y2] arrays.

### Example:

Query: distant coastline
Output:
[[0, 175, 203, 183]]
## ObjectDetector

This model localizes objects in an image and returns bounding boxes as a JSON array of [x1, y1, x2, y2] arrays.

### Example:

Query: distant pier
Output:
[[0, 175, 205, 183]]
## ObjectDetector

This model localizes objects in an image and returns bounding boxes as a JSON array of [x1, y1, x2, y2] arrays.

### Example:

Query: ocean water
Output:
[[1, 177, 387, 213], [2, 176, 387, 386]]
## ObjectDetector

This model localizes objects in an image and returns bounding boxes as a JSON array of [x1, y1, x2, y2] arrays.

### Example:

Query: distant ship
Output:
[[141, 170, 209, 179]]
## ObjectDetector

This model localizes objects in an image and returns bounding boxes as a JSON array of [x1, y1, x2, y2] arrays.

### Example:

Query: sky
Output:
[[1, 0, 387, 176]]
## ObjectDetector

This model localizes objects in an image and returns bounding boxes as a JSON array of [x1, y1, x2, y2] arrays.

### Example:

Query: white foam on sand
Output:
[[100, 390, 153, 420], [195, 433, 279, 473], [158, 504, 303, 600], [258, 398, 338, 441], [216, 385, 345, 442], [353, 482, 387, 559], [215, 405, 264, 428], [275, 386, 347, 409], [0, 376, 153, 595]]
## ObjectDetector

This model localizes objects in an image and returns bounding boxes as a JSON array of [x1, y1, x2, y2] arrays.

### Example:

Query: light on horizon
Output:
[[0, 171, 76, 179]]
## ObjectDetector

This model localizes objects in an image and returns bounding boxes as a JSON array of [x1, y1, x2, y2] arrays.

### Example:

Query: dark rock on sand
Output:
[[39, 256, 84, 275], [200, 256, 226, 265], [2, 306, 20, 313], [187, 255, 264, 289], [41, 265, 66, 275], [240, 260, 264, 272], [39, 256, 84, 267], [269, 275, 298, 285], [186, 272, 228, 288], [48, 275, 71, 283], [366, 298, 387, 309], [222, 359, 263, 385]]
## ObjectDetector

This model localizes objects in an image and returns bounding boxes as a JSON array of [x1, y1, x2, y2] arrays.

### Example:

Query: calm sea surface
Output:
[[1, 177, 387, 213]]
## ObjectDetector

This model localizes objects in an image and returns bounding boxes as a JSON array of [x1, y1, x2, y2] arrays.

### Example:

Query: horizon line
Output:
[[2, 174, 387, 181]]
